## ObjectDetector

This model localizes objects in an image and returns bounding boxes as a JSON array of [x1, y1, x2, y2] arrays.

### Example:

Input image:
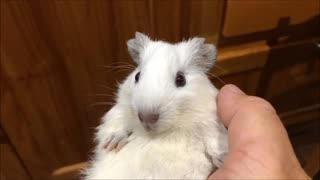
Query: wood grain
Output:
[[1, 0, 118, 178], [153, 0, 181, 42], [1, 144, 32, 180], [112, 0, 152, 60], [185, 0, 224, 43]]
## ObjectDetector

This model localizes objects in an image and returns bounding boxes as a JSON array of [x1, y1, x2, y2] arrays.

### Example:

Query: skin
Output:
[[209, 84, 310, 179]]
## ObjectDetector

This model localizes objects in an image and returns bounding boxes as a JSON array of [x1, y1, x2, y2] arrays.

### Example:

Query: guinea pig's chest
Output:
[[104, 135, 213, 178]]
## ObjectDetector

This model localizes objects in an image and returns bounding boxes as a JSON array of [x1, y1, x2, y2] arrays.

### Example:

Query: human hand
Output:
[[209, 84, 310, 179]]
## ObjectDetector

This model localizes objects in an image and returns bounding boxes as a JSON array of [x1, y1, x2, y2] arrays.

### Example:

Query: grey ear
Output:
[[127, 32, 150, 64], [191, 38, 217, 72]]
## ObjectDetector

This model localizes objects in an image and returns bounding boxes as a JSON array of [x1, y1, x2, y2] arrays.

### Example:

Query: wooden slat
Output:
[[213, 40, 269, 76], [212, 38, 320, 77]]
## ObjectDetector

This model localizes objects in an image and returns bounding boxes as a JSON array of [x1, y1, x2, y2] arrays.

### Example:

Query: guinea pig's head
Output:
[[127, 32, 217, 134]]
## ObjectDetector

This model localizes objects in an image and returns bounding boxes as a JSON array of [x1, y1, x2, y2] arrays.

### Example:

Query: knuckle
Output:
[[241, 96, 276, 113]]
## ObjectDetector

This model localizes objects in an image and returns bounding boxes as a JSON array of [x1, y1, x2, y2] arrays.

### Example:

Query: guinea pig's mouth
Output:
[[140, 118, 161, 133], [141, 122, 156, 132]]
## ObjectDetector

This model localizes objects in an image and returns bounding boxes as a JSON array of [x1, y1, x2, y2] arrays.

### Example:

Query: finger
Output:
[[103, 136, 114, 149], [106, 137, 120, 152], [115, 138, 129, 152]]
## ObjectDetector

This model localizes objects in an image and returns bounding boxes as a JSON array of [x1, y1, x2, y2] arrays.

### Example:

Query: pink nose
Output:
[[138, 113, 159, 124]]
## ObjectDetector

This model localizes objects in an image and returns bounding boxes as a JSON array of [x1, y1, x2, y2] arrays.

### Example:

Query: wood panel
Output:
[[1, 127, 31, 179], [1, 144, 32, 180], [184, 0, 224, 43], [224, 0, 319, 36], [153, 0, 224, 43], [153, 0, 181, 42], [112, 0, 152, 60], [220, 0, 320, 46], [0, 0, 125, 178], [0, 128, 6, 144]]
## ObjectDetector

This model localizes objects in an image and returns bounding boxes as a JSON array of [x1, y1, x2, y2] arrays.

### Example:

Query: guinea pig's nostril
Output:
[[138, 113, 159, 124]]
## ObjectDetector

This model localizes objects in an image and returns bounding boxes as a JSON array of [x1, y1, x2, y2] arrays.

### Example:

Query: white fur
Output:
[[84, 33, 228, 179]]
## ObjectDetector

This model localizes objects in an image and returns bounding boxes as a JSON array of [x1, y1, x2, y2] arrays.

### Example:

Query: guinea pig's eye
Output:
[[135, 72, 140, 83], [175, 72, 186, 87]]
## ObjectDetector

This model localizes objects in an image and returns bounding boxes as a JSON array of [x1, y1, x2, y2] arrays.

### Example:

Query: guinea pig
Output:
[[84, 32, 228, 179]]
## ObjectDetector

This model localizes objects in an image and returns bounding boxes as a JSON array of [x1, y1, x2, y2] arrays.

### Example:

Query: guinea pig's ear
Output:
[[190, 38, 217, 72], [127, 32, 150, 64]]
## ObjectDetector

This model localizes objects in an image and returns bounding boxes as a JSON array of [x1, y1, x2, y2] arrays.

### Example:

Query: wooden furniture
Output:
[[1, 0, 319, 179]]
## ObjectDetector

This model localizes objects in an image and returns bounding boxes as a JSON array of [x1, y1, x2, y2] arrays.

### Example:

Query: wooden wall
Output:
[[1, 0, 319, 179]]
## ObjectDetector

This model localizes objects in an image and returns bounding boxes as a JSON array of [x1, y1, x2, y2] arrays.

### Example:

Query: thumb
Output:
[[216, 84, 247, 127], [217, 84, 277, 128], [217, 84, 283, 150], [211, 84, 308, 179]]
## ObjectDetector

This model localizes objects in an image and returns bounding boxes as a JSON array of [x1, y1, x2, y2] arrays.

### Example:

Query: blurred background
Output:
[[1, 0, 319, 179]]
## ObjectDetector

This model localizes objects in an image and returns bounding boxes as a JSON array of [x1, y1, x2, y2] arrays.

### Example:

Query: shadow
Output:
[[270, 81, 320, 113], [256, 42, 320, 98], [255, 40, 320, 115]]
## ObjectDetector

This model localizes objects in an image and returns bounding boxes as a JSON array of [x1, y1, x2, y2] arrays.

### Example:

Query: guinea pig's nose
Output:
[[138, 113, 159, 124]]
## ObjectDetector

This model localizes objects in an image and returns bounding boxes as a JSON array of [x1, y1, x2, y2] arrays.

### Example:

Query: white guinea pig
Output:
[[84, 32, 228, 179]]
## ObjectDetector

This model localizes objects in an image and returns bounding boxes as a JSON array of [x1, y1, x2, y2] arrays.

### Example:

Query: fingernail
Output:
[[226, 84, 245, 95]]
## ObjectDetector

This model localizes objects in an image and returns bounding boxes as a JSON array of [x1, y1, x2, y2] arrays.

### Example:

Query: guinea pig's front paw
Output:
[[103, 131, 133, 152]]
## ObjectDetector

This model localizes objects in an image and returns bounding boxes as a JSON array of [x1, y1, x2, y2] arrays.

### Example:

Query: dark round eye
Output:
[[175, 72, 186, 87], [135, 72, 140, 83]]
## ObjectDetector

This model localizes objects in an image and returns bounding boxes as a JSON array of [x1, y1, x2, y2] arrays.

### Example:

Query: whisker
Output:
[[108, 62, 136, 68], [114, 69, 133, 73], [110, 61, 132, 65], [96, 84, 117, 92], [86, 94, 115, 98], [207, 72, 226, 85], [96, 65, 135, 70], [87, 102, 116, 108], [112, 65, 135, 69], [213, 64, 227, 73], [96, 65, 135, 74]]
